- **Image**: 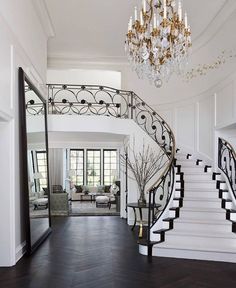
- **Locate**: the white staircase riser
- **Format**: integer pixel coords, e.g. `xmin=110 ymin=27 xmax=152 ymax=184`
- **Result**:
xmin=184 ymin=174 xmax=213 ymax=181
xmin=225 ymin=202 xmax=232 ymax=210
xmin=178 ymin=161 xmax=203 ymax=167
xmin=183 ymin=200 xmax=221 ymax=209
xmin=150 ymin=233 xmax=161 ymax=242
xmin=173 ymin=222 xmax=232 ymax=233
xmin=185 ymin=182 xmax=216 ymax=189
xmin=176 ymin=155 xmax=193 ymax=160
xmin=175 ymin=182 xmax=182 ymax=189
xmin=175 ymin=191 xmax=182 ymax=198
xmin=219 ymin=183 xmax=227 ymax=189
xmin=175 ymin=174 xmax=182 ymax=181
xmin=183 ymin=191 xmax=219 ymax=198
xmin=181 ymin=167 xmax=207 ymax=173
xmin=164 ymin=234 xmax=236 ymax=246
xmin=221 ymin=191 xmax=230 ymax=199
xmin=168 ymin=210 xmax=177 ymax=218
xmin=215 ymin=175 xmax=223 ymax=181
xmin=172 ymin=200 xmax=181 ymax=207
xmin=162 ymin=221 xmax=171 ymax=229
xmin=230 ymin=213 xmax=236 ymax=221
xmin=180 ymin=210 xmax=226 ymax=221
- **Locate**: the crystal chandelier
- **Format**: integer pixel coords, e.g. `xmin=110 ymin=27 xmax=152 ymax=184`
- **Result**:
xmin=125 ymin=0 xmax=192 ymax=88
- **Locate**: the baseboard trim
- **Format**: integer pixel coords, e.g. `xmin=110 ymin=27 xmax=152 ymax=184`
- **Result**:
xmin=15 ymin=241 xmax=26 ymax=263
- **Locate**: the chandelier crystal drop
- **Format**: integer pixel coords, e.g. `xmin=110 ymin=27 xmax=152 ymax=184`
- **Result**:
xmin=125 ymin=0 xmax=192 ymax=88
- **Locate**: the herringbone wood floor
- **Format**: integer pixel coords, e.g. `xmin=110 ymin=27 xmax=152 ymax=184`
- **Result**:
xmin=1 ymin=216 xmax=236 ymax=288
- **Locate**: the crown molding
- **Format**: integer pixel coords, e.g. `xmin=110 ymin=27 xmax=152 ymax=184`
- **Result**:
xmin=192 ymin=0 xmax=236 ymax=54
xmin=47 ymin=54 xmax=129 ymax=70
xmin=32 ymin=0 xmax=55 ymax=38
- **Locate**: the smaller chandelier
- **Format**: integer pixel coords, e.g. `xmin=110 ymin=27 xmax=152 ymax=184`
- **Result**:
xmin=125 ymin=0 xmax=192 ymax=87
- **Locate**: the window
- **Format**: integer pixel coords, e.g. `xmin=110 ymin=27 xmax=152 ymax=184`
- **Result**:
xmin=86 ymin=150 xmax=101 ymax=186
xmin=36 ymin=151 xmax=47 ymax=190
xmin=69 ymin=149 xmax=84 ymax=185
xmin=68 ymin=148 xmax=118 ymax=186
xmin=103 ymin=150 xmax=117 ymax=185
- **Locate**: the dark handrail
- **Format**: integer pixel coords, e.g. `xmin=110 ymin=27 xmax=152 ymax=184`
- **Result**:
xmin=218 ymin=138 xmax=236 ymax=199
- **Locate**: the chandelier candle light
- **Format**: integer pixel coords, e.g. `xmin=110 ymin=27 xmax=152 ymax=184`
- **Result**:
xmin=125 ymin=0 xmax=192 ymax=87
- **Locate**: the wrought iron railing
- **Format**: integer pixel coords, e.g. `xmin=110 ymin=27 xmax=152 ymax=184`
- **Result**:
xmin=28 ymin=83 xmax=176 ymax=250
xmin=25 ymin=85 xmax=44 ymax=115
xmin=47 ymin=84 xmax=132 ymax=118
xmin=218 ymin=138 xmax=236 ymax=199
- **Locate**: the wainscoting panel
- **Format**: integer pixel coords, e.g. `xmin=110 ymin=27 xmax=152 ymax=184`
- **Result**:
xmin=215 ymin=81 xmax=235 ymax=128
xmin=175 ymin=104 xmax=196 ymax=152
xmin=198 ymin=96 xmax=214 ymax=159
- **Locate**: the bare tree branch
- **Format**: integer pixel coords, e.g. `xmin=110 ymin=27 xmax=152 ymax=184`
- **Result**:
xmin=120 ymin=141 xmax=168 ymax=197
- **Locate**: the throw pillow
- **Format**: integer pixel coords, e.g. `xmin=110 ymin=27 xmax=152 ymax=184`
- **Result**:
xmin=74 ymin=185 xmax=83 ymax=193
xmin=104 ymin=185 xmax=111 ymax=193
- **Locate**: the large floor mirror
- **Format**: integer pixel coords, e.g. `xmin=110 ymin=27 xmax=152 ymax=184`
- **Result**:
xmin=19 ymin=67 xmax=51 ymax=255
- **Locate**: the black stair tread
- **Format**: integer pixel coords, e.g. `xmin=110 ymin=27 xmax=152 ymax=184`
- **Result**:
xmin=220 ymin=189 xmax=229 ymax=192
xmin=153 ymin=228 xmax=171 ymax=234
xmin=173 ymin=198 xmax=181 ymax=200
xmin=213 ymin=172 xmax=221 ymax=175
xmin=137 ymin=239 xmax=162 ymax=246
xmin=223 ymin=199 xmax=233 ymax=202
xmin=163 ymin=217 xmax=177 ymax=222
xmin=227 ymin=209 xmax=236 ymax=213
xmin=218 ymin=180 xmax=226 ymax=183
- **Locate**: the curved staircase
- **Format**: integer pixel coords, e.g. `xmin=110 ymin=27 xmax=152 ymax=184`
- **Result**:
xmin=147 ymin=151 xmax=236 ymax=263
xmin=39 ymin=83 xmax=236 ymax=263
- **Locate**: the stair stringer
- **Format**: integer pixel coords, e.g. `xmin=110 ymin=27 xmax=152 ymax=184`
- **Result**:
xmin=217 ymin=176 xmax=236 ymax=225
xmin=139 ymin=161 xmax=185 ymax=255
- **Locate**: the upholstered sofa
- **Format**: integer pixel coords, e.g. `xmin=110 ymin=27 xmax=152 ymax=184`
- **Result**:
xmin=71 ymin=185 xmax=113 ymax=201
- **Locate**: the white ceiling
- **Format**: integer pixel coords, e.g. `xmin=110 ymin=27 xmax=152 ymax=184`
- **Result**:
xmin=45 ymin=0 xmax=227 ymax=62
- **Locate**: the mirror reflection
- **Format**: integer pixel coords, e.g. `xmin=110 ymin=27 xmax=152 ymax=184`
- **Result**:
xmin=25 ymin=81 xmax=50 ymax=247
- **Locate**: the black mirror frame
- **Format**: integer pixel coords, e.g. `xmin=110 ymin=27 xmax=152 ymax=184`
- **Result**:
xmin=18 ymin=67 xmax=51 ymax=255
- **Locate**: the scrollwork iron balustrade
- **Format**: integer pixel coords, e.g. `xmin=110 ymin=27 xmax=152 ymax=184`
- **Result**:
xmin=47 ymin=84 xmax=132 ymax=118
xmin=218 ymin=138 xmax=236 ymax=199
xmin=47 ymin=83 xmax=176 ymax=250
xmin=25 ymin=85 xmax=44 ymax=115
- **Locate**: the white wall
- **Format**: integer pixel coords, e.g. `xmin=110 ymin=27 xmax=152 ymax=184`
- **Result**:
xmin=150 ymin=71 xmax=236 ymax=168
xmin=47 ymin=69 xmax=121 ymax=89
xmin=0 ymin=1 xmax=48 ymax=266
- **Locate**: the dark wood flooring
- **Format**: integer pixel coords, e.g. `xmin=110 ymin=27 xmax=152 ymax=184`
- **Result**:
xmin=1 ymin=216 xmax=236 ymax=288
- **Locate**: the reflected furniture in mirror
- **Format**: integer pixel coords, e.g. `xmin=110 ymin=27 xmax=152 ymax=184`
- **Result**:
xmin=19 ymin=67 xmax=51 ymax=255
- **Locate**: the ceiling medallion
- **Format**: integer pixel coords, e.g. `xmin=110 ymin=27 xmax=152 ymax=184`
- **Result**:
xmin=125 ymin=0 xmax=192 ymax=88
